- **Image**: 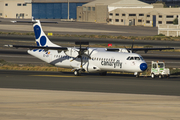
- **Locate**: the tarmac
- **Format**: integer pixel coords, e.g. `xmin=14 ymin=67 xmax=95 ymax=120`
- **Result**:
xmin=0 ymin=18 xmax=157 ymax=36
xmin=1 ymin=88 xmax=180 ymax=120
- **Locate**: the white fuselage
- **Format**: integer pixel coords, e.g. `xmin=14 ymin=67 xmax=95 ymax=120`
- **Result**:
xmin=28 ymin=47 xmax=147 ymax=73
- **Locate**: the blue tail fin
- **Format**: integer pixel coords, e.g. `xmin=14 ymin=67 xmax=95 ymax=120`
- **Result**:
xmin=33 ymin=20 xmax=59 ymax=47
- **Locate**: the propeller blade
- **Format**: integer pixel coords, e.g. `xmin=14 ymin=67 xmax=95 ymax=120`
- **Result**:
xmin=131 ymin=40 xmax=134 ymax=53
xmin=124 ymin=46 xmax=130 ymax=53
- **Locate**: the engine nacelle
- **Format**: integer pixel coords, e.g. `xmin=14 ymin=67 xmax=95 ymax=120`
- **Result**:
xmin=64 ymin=48 xmax=79 ymax=58
xmin=86 ymin=64 xmax=100 ymax=73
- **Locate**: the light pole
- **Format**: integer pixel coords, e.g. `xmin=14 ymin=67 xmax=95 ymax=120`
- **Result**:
xmin=68 ymin=0 xmax=69 ymax=21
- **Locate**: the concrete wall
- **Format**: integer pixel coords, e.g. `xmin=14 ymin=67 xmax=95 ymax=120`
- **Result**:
xmin=158 ymin=24 xmax=180 ymax=37
xmin=77 ymin=6 xmax=83 ymax=21
xmin=95 ymin=5 xmax=108 ymax=23
xmin=108 ymin=8 xmax=179 ymax=27
xmin=109 ymin=9 xmax=149 ymax=26
xmin=0 ymin=1 xmax=4 ymax=18
xmin=152 ymin=3 xmax=163 ymax=8
xmin=2 ymin=0 xmax=32 ymax=19
xmin=77 ymin=5 xmax=108 ymax=23
xmin=77 ymin=6 xmax=96 ymax=22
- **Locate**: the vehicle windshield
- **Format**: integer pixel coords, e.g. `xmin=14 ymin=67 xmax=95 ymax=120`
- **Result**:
xmin=158 ymin=63 xmax=164 ymax=68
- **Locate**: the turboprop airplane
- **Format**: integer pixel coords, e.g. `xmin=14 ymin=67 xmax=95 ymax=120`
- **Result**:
xmin=5 ymin=18 xmax=174 ymax=77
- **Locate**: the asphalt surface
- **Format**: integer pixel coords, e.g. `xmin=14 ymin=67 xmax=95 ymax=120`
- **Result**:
xmin=0 ymin=70 xmax=180 ymax=96
xmin=1 ymin=34 xmax=180 ymax=47
xmin=0 ymin=18 xmax=158 ymax=36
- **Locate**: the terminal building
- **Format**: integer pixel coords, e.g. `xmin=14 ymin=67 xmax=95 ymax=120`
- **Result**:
xmin=77 ymin=0 xmax=180 ymax=27
xmin=1 ymin=0 xmax=180 ymax=28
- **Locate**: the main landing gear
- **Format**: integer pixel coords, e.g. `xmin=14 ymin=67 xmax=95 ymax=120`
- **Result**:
xmin=74 ymin=69 xmax=85 ymax=76
xmin=134 ymin=72 xmax=140 ymax=78
xmin=74 ymin=70 xmax=80 ymax=76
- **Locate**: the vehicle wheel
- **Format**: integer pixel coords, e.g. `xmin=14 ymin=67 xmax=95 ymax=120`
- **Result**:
xmin=159 ymin=75 xmax=162 ymax=79
xmin=151 ymin=73 xmax=155 ymax=78
xmin=74 ymin=70 xmax=80 ymax=76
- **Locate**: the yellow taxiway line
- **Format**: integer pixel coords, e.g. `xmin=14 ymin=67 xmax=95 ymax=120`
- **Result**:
xmin=30 ymin=75 xmax=82 ymax=78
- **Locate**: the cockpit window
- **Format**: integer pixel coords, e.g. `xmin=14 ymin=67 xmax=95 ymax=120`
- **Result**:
xmin=127 ymin=56 xmax=143 ymax=61
xmin=130 ymin=57 xmax=134 ymax=60
xmin=127 ymin=56 xmax=130 ymax=60
xmin=135 ymin=57 xmax=140 ymax=60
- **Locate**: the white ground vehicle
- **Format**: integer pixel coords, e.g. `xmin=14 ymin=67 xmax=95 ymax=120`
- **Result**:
xmin=151 ymin=61 xmax=170 ymax=78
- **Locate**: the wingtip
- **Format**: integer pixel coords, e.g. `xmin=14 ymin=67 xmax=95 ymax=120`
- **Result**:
xmin=4 ymin=45 xmax=13 ymax=47
xmin=11 ymin=21 xmax=17 ymax=23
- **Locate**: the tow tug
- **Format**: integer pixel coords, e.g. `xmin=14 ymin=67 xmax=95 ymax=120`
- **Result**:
xmin=151 ymin=61 xmax=170 ymax=78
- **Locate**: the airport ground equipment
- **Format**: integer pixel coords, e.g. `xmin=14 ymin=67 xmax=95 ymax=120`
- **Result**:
xmin=151 ymin=61 xmax=170 ymax=78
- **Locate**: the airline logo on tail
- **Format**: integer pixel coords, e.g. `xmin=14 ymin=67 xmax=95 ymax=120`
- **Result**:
xmin=34 ymin=22 xmax=47 ymax=47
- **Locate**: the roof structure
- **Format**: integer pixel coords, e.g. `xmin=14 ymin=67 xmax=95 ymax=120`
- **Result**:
xmin=109 ymin=0 xmax=153 ymax=8
xmin=155 ymin=8 xmax=180 ymax=15
xmin=118 ymin=8 xmax=153 ymax=14
xmin=113 ymin=8 xmax=180 ymax=15
xmin=82 ymin=0 xmax=120 ymax=6
xmin=32 ymin=0 xmax=94 ymax=3
xmin=83 ymin=0 xmax=153 ymax=12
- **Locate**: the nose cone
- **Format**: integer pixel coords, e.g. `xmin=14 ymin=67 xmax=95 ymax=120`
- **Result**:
xmin=140 ymin=63 xmax=147 ymax=71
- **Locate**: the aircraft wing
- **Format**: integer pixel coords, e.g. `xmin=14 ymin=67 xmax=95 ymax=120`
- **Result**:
xmin=106 ymin=47 xmax=174 ymax=53
xmin=4 ymin=45 xmax=68 ymax=50
xmin=4 ymin=45 xmax=89 ymax=51
xmin=130 ymin=47 xmax=174 ymax=53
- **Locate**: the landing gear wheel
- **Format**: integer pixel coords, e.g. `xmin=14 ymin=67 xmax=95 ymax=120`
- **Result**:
xmin=99 ymin=72 xmax=107 ymax=76
xmin=74 ymin=70 xmax=81 ymax=76
xmin=151 ymin=73 xmax=155 ymax=79
xmin=136 ymin=73 xmax=140 ymax=78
